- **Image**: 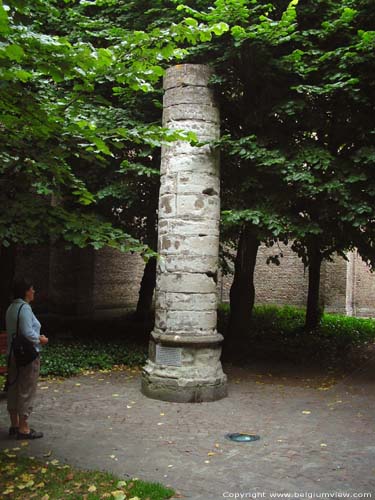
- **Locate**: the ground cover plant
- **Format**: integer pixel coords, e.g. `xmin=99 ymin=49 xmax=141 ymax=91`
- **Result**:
xmin=0 ymin=448 xmax=174 ymax=499
xmin=219 ymin=304 xmax=375 ymax=367
xmin=0 ymin=303 xmax=374 ymax=393
xmin=1 ymin=306 xmax=374 ymax=381
xmin=0 ymin=341 xmax=147 ymax=382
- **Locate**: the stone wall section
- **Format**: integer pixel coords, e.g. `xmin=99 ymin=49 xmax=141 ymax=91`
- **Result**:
xmin=218 ymin=243 xmax=309 ymax=308
xmin=350 ymin=251 xmax=375 ymax=317
xmin=92 ymin=247 xmax=145 ymax=316
xmin=322 ymin=256 xmax=348 ymax=315
xmin=49 ymin=246 xmax=145 ymax=317
xmin=217 ymin=244 xmax=375 ymax=317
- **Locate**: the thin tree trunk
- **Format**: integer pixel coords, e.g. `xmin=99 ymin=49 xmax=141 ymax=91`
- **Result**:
xmin=227 ymin=226 xmax=260 ymax=342
xmin=135 ymin=257 xmax=157 ymax=320
xmin=305 ymin=243 xmax=324 ymax=330
xmin=0 ymin=245 xmax=16 ymax=330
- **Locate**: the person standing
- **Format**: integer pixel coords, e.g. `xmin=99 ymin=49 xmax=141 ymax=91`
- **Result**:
xmin=6 ymin=278 xmax=48 ymax=439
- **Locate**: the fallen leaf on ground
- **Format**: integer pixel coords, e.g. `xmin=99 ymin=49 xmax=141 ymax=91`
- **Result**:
xmin=111 ymin=491 xmax=126 ymax=500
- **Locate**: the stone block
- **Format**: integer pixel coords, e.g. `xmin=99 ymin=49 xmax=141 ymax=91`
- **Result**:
xmin=158 ymin=194 xmax=176 ymax=218
xmin=163 ymin=64 xmax=213 ymax=90
xmin=156 ymin=292 xmax=217 ymax=311
xmin=164 ymin=86 xmax=215 ymax=108
xmin=159 ymin=255 xmax=218 ymax=274
xmin=161 ymin=150 xmax=219 ymax=175
xmin=156 ymin=309 xmax=217 ymax=330
xmin=157 ymin=272 xmax=217 ymax=294
xmin=163 ymin=103 xmax=220 ymax=124
xmin=177 ymin=172 xmax=220 ymax=196
xmin=158 ymin=219 xmax=219 ymax=237
xmin=176 ymin=194 xmax=220 ymax=219
xmin=162 ymin=141 xmax=217 ymax=160
xmin=164 ymin=119 xmax=219 ymax=140
xmin=159 ymin=174 xmax=177 ymax=196
xmin=160 ymin=172 xmax=220 ymax=198
xmin=159 ymin=234 xmax=219 ymax=256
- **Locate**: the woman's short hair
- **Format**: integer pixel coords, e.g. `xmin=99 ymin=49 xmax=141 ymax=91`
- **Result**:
xmin=12 ymin=278 xmax=33 ymax=299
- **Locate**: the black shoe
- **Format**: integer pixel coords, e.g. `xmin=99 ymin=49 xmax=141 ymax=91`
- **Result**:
xmin=17 ymin=428 xmax=43 ymax=440
xmin=9 ymin=426 xmax=19 ymax=437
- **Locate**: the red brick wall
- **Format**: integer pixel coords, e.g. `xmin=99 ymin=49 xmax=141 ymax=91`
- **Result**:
xmin=350 ymin=251 xmax=375 ymax=317
xmin=13 ymin=243 xmax=375 ymax=318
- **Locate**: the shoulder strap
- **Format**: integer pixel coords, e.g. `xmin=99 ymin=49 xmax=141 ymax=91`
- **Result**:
xmin=16 ymin=303 xmax=26 ymax=337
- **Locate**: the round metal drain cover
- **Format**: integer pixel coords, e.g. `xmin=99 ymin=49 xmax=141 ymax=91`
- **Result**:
xmin=225 ymin=433 xmax=260 ymax=443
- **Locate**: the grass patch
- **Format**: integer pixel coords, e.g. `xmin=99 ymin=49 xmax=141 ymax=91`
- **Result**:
xmin=0 ymin=449 xmax=174 ymax=499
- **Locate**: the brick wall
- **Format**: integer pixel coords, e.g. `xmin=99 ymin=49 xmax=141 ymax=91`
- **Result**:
xmin=13 ymin=243 xmax=375 ymax=318
xmin=92 ymin=247 xmax=145 ymax=316
xmin=350 ymin=251 xmax=375 ymax=317
xmin=218 ymin=243 xmax=309 ymax=308
xmin=322 ymin=256 xmax=348 ymax=315
xmin=217 ymin=244 xmax=375 ymax=318
xmin=47 ymin=245 xmax=145 ymax=317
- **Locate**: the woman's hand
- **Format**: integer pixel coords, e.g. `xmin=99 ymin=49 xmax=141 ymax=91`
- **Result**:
xmin=40 ymin=335 xmax=49 ymax=345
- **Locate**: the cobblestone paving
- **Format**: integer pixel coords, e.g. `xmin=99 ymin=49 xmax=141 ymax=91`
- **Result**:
xmin=1 ymin=360 xmax=375 ymax=500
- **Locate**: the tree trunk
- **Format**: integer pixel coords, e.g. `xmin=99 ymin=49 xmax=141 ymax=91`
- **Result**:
xmin=135 ymin=256 xmax=157 ymax=320
xmin=227 ymin=227 xmax=260 ymax=343
xmin=305 ymin=243 xmax=324 ymax=330
xmin=0 ymin=245 xmax=16 ymax=330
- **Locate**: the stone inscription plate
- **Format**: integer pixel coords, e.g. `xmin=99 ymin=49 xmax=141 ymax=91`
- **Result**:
xmin=156 ymin=345 xmax=182 ymax=367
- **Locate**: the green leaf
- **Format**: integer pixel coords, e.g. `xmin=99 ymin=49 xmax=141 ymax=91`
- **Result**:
xmin=5 ymin=44 xmax=25 ymax=62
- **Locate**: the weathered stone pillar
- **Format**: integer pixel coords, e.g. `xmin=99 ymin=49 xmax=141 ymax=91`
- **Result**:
xmin=141 ymin=64 xmax=228 ymax=402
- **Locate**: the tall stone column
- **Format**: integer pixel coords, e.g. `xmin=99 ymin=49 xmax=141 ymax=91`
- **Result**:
xmin=141 ymin=64 xmax=228 ymax=402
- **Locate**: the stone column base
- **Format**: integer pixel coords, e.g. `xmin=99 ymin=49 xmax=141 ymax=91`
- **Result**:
xmin=141 ymin=332 xmax=228 ymax=403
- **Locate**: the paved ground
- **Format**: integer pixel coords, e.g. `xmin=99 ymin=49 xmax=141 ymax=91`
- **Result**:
xmin=1 ymin=359 xmax=375 ymax=500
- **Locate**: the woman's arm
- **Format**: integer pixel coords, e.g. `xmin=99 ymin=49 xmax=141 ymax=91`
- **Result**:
xmin=18 ymin=305 xmax=40 ymax=346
